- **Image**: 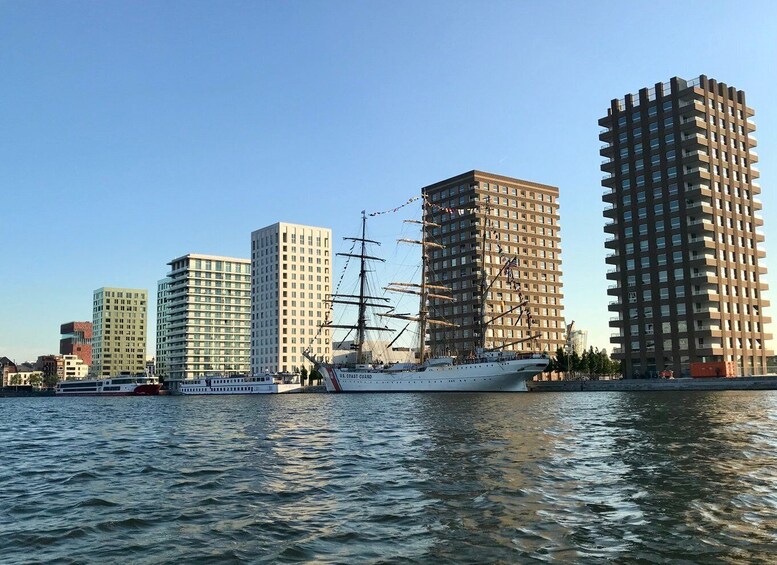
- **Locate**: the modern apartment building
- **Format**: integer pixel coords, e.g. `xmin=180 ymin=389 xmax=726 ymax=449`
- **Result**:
xmin=421 ymin=171 xmax=565 ymax=357
xmin=60 ymin=321 xmax=92 ymax=366
xmin=155 ymin=277 xmax=172 ymax=378
xmin=92 ymin=287 xmax=148 ymax=377
xmin=60 ymin=355 xmax=89 ymax=380
xmin=601 ymin=75 xmax=773 ymax=377
xmin=158 ymin=255 xmax=251 ymax=380
xmin=251 ymin=222 xmax=332 ymax=374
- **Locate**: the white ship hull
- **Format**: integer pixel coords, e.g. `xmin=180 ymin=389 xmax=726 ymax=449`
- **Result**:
xmin=321 ymin=357 xmax=548 ymax=393
xmin=176 ymin=376 xmax=302 ymax=395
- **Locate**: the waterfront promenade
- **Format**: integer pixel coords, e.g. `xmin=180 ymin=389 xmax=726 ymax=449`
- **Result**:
xmin=529 ymin=375 xmax=777 ymax=392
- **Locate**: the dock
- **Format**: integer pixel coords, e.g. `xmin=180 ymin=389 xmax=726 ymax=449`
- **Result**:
xmin=527 ymin=376 xmax=777 ymax=392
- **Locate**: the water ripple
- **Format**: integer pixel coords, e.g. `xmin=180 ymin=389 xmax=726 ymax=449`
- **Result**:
xmin=2 ymin=392 xmax=777 ymax=563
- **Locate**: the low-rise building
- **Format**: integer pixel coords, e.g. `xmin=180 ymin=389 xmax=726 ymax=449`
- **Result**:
xmin=5 ymin=363 xmax=45 ymax=387
xmin=1 ymin=356 xmax=17 ymax=387
xmin=60 ymin=355 xmax=89 ymax=380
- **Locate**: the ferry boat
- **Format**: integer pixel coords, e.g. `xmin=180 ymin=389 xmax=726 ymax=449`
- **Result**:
xmin=304 ymin=195 xmax=550 ymax=393
xmin=175 ymin=374 xmax=303 ymax=395
xmin=56 ymin=375 xmax=161 ymax=396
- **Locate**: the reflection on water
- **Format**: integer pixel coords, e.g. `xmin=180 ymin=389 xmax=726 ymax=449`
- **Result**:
xmin=1 ymin=392 xmax=776 ymax=563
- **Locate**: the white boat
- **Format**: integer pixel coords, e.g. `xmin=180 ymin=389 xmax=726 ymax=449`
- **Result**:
xmin=175 ymin=374 xmax=302 ymax=395
xmin=320 ymin=352 xmax=549 ymax=392
xmin=305 ymin=200 xmax=550 ymax=393
xmin=56 ymin=375 xmax=161 ymax=396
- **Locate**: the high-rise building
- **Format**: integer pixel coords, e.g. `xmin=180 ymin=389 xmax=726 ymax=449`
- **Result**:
xmin=251 ymin=222 xmax=332 ymax=374
xmin=601 ymin=75 xmax=773 ymax=377
xmin=59 ymin=321 xmax=92 ymax=366
xmin=569 ymin=329 xmax=588 ymax=356
xmin=92 ymin=287 xmax=148 ymax=377
xmin=155 ymin=277 xmax=172 ymax=378
xmin=157 ymin=255 xmax=251 ymax=381
xmin=421 ymin=171 xmax=565 ymax=357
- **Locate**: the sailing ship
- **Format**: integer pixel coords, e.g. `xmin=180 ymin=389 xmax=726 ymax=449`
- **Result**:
xmin=303 ymin=194 xmax=549 ymax=392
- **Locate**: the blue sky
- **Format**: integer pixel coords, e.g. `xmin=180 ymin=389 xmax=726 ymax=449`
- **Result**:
xmin=2 ymin=1 xmax=777 ymax=362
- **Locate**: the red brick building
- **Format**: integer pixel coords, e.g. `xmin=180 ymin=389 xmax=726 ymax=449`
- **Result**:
xmin=60 ymin=322 xmax=92 ymax=366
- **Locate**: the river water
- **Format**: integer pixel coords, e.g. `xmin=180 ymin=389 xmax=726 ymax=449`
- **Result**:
xmin=1 ymin=392 xmax=776 ymax=564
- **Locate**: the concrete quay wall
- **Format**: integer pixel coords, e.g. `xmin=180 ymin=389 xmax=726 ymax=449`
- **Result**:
xmin=527 ymin=376 xmax=777 ymax=393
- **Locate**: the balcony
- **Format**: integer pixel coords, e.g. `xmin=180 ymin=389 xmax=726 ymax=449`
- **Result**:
xmin=682 ymin=149 xmax=710 ymax=165
xmin=678 ymin=98 xmax=705 ymax=116
xmin=684 ymin=183 xmax=712 ymax=199
xmin=680 ymin=116 xmax=706 ymax=131
xmin=683 ymin=166 xmax=711 ymax=180
xmin=685 ymin=200 xmax=714 ymax=216
xmin=686 ymin=218 xmax=715 ymax=234
xmin=691 ymin=288 xmax=720 ymax=302
xmin=681 ymin=132 xmax=708 ymax=147
xmin=687 ymin=236 xmax=717 ymax=252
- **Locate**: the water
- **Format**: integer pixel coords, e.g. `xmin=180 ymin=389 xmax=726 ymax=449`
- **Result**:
xmin=2 ymin=392 xmax=777 ymax=564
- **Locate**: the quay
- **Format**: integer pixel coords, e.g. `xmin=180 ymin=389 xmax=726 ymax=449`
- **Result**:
xmin=528 ymin=376 xmax=777 ymax=393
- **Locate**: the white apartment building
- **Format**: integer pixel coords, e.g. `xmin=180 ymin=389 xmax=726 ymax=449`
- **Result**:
xmin=159 ymin=254 xmax=251 ymax=380
xmin=156 ymin=277 xmax=172 ymax=378
xmin=92 ymin=287 xmax=148 ymax=377
xmin=251 ymin=222 xmax=332 ymax=374
xmin=59 ymin=354 xmax=89 ymax=380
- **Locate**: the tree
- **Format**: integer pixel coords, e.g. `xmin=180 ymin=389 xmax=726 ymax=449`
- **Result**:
xmin=311 ymin=368 xmax=323 ymax=386
xmin=300 ymin=367 xmax=308 ymax=387
xmin=29 ymin=373 xmax=43 ymax=388
xmin=570 ymin=350 xmax=582 ymax=373
xmin=43 ymin=373 xmax=59 ymax=389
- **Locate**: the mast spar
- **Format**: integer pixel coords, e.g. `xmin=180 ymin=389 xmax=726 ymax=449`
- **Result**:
xmin=381 ymin=193 xmax=456 ymax=364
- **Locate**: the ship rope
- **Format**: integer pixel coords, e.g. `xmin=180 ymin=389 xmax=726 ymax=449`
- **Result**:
xmin=304 ymin=238 xmax=357 ymax=357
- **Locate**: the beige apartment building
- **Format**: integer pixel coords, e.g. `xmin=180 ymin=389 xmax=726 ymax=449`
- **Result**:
xmin=601 ymin=75 xmax=773 ymax=377
xmin=92 ymin=287 xmax=148 ymax=377
xmin=157 ymin=254 xmax=251 ymax=380
xmin=59 ymin=354 xmax=89 ymax=380
xmin=251 ymin=222 xmax=332 ymax=374
xmin=421 ymin=171 xmax=565 ymax=357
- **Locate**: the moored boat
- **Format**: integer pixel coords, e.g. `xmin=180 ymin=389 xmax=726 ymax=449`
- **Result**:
xmin=173 ymin=374 xmax=303 ymax=395
xmin=304 ymin=197 xmax=550 ymax=393
xmin=55 ymin=375 xmax=161 ymax=396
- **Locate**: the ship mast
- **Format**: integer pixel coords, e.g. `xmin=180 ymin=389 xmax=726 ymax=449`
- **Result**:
xmin=417 ymin=194 xmax=429 ymax=364
xmin=381 ymin=194 xmax=456 ymax=363
xmin=356 ymin=211 xmax=369 ymax=361
xmin=327 ymin=211 xmax=393 ymax=365
xmin=476 ymin=194 xmax=491 ymax=351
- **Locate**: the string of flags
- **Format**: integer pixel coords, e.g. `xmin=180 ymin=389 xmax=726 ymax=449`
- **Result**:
xmin=368 ymin=196 xmax=421 ymax=217
xmin=427 ymin=201 xmax=477 ymax=216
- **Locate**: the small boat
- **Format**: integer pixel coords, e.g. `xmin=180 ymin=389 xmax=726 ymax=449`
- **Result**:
xmin=174 ymin=374 xmax=303 ymax=395
xmin=55 ymin=375 xmax=161 ymax=396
